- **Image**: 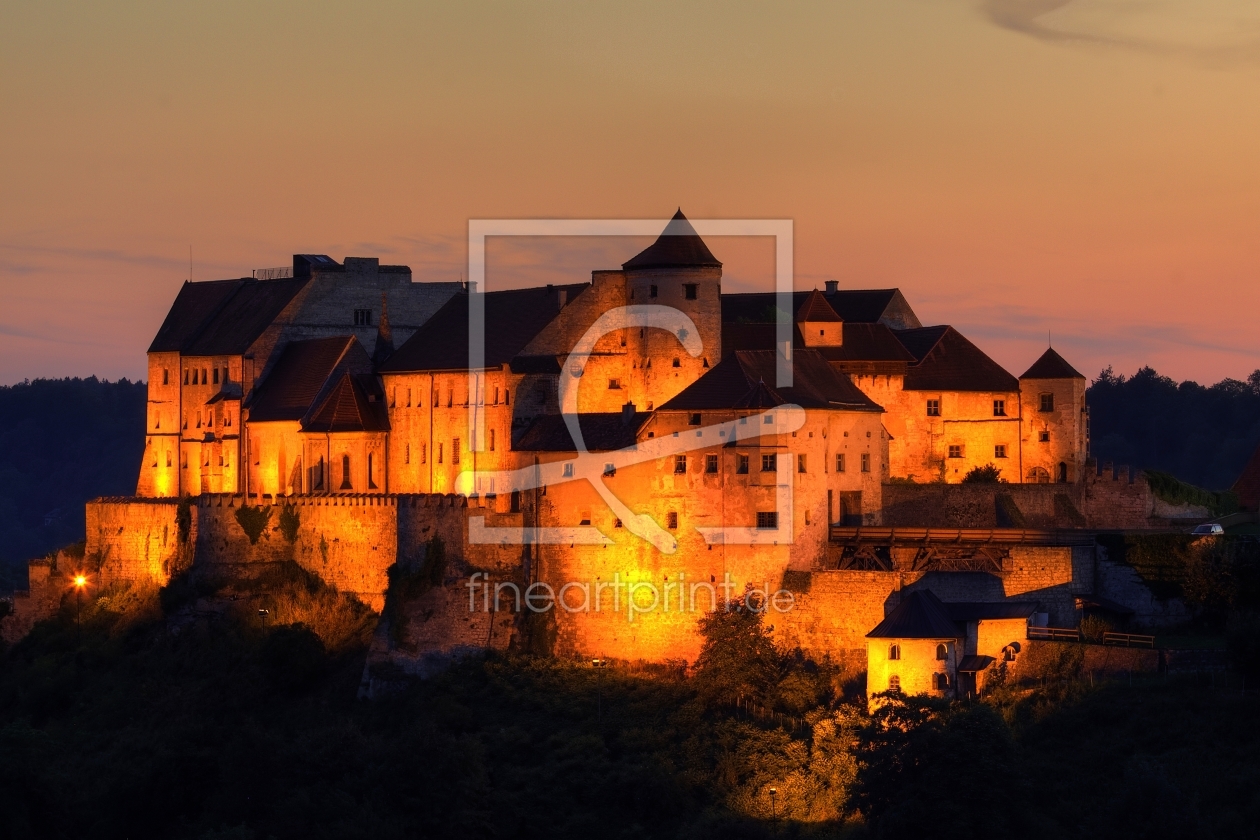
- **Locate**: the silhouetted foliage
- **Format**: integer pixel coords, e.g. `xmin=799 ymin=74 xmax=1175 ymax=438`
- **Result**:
xmin=234 ymin=505 xmax=271 ymax=545
xmin=278 ymin=504 xmax=300 ymax=543
xmin=962 ymin=463 xmax=1005 ymax=484
xmin=175 ymin=496 xmax=193 ymax=544
xmin=693 ymin=595 xmax=781 ymax=707
xmin=1088 ymin=366 xmax=1260 ymax=490
xmin=0 ymin=377 xmax=145 ymax=586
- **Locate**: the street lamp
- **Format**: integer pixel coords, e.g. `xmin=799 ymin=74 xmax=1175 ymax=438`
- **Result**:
xmin=592 ymin=658 xmax=609 ymax=724
xmin=769 ymin=787 xmax=778 ymax=827
xmin=73 ymin=574 xmax=87 ymax=632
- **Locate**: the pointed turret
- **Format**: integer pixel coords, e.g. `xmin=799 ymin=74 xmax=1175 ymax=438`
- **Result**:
xmin=622 ymin=209 xmax=722 ymax=270
xmin=1020 ymin=347 xmax=1084 ymax=380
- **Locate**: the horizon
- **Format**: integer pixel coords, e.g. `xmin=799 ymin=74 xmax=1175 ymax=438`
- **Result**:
xmin=2 ymin=2 xmax=1259 ymax=387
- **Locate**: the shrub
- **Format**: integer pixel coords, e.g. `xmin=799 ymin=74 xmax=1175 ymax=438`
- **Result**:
xmin=962 ymin=463 xmax=1005 ymax=484
xmin=233 ymin=505 xmax=271 ymax=545
xmin=278 ymin=505 xmax=300 ymax=544
xmin=1145 ymin=470 xmax=1239 ymax=516
xmin=1079 ymin=614 xmax=1114 ymax=642
xmin=175 ymin=496 xmax=192 ymax=543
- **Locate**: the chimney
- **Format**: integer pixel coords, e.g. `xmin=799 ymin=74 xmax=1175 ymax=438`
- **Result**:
xmin=824 ymin=279 xmax=839 ymax=295
xmin=622 ymin=402 xmax=636 ymax=425
xmin=558 ymin=288 xmax=568 ymax=309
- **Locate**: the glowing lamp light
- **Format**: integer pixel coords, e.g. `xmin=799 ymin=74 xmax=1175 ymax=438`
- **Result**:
xmin=73 ymin=575 xmax=87 ymax=588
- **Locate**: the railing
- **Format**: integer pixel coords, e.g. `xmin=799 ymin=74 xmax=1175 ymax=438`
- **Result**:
xmin=252 ymin=266 xmax=293 ymax=280
xmin=1028 ymin=626 xmax=1081 ymax=642
xmin=829 ymin=526 xmax=1097 ymax=546
xmin=1103 ymin=631 xmax=1155 ymax=648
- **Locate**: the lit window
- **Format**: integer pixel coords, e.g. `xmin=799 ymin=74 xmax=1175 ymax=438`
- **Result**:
xmin=889 ymin=644 xmax=901 ymax=661
xmin=797 ymin=454 xmax=807 ymax=474
xmin=667 ymin=511 xmax=678 ymax=529
xmin=995 ymin=444 xmax=1007 ymax=458
xmin=761 ymin=453 xmax=777 ymax=472
xmin=736 ymin=454 xmax=749 ymax=474
xmin=674 ymin=455 xmax=687 ymax=474
xmin=756 ymin=511 xmax=778 ymax=529
xmin=684 ymin=283 xmax=698 ymax=300
xmin=705 ymin=454 xmax=718 ymax=474
xmin=1040 ymin=393 xmax=1054 ymax=412
xmin=926 ymin=399 xmax=941 ymax=417
xmin=948 ymin=445 xmax=963 ymax=459
xmin=861 ymin=453 xmax=871 ymax=472
xmin=836 ymin=453 xmax=846 ymax=473
xmin=993 ymin=399 xmax=1006 ymax=416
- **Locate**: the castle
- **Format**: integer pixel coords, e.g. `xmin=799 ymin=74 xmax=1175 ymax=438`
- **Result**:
xmin=15 ymin=212 xmax=1195 ymax=698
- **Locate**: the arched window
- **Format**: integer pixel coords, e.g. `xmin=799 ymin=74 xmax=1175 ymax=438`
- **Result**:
xmin=1057 ymin=461 xmax=1068 ymax=483
xmin=888 ymin=644 xmax=901 ymax=661
xmin=1029 ymin=466 xmax=1050 ymax=484
xmin=934 ymin=673 xmax=950 ymax=691
xmin=340 ymin=454 xmax=352 ymax=490
xmin=888 ymin=675 xmax=901 ymax=693
xmin=936 ymin=643 xmax=948 ymax=660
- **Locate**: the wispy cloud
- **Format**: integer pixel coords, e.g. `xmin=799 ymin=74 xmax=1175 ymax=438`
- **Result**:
xmin=980 ymin=0 xmax=1260 ymax=66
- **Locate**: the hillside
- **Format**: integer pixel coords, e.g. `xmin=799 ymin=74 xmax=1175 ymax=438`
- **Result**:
xmin=0 ymin=378 xmax=145 ymax=587
xmin=1087 ymin=367 xmax=1260 ymax=491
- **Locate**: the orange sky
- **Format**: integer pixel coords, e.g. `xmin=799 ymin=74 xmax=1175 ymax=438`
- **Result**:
xmin=2 ymin=1 xmax=1258 ymax=386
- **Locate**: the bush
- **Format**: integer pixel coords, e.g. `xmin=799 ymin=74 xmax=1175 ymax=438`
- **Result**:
xmin=1080 ymin=615 xmax=1113 ymax=642
xmin=233 ymin=505 xmax=271 ymax=545
xmin=278 ymin=505 xmax=300 ymax=544
xmin=962 ymin=463 xmax=1005 ymax=484
xmin=175 ymin=497 xmax=192 ymax=544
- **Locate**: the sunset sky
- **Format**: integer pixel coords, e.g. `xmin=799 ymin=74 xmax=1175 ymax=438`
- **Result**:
xmin=2 ymin=1 xmax=1258 ymax=387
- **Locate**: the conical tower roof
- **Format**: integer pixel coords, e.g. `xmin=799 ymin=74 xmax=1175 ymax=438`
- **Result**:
xmin=622 ymin=209 xmax=722 ymax=270
xmin=1020 ymin=347 xmax=1084 ymax=380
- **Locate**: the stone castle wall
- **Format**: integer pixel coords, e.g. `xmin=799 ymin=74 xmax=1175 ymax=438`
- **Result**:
xmin=87 ymin=497 xmax=191 ymax=587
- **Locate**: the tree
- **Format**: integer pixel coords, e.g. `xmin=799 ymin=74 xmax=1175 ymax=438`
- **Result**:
xmin=692 ymin=594 xmax=780 ymax=707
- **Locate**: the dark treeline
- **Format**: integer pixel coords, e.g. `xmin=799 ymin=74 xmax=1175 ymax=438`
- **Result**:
xmin=0 ymin=378 xmax=145 ymax=586
xmin=1087 ymin=367 xmax=1260 ymax=491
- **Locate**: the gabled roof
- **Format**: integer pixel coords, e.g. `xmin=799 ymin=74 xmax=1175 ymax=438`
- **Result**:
xmin=659 ymin=349 xmax=883 ymax=412
xmin=720 ymin=320 xmax=916 ymax=366
xmin=895 ymin=326 xmax=1019 ymax=393
xmin=866 ymin=590 xmax=961 ymax=639
xmin=1020 ymin=347 xmax=1085 ymax=380
xmin=515 ymin=412 xmax=648 ymax=452
xmin=148 ymin=276 xmax=311 ymax=357
xmin=622 ymin=209 xmax=721 ymax=270
xmin=826 ymin=289 xmax=922 ymax=328
xmin=246 ymin=336 xmax=362 ymax=422
xmin=380 ymin=284 xmax=590 ymax=373
xmin=304 ymin=373 xmax=389 ymax=433
xmin=943 ymin=602 xmax=1038 ymax=622
xmin=796 ymin=289 xmax=842 ymax=322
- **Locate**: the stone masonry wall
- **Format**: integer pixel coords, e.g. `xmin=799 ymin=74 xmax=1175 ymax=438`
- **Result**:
xmin=87 ymin=497 xmax=190 ymax=587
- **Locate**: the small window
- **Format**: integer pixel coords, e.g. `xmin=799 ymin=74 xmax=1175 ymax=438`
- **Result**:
xmin=993 ymin=399 xmax=1006 ymax=417
xmin=756 ymin=511 xmax=778 ymax=529
xmin=948 ymin=445 xmax=963 ymax=459
xmin=736 ymin=454 xmax=750 ymax=474
xmin=368 ymin=453 xmax=378 ymax=489
xmin=510 ymin=490 xmax=521 ymax=512
xmin=340 ymin=454 xmax=352 ymax=490
xmin=489 ymin=430 xmax=496 ymax=452
xmin=926 ymin=399 xmax=941 ymax=417
xmin=505 ymin=389 xmax=510 ymax=405
xmin=613 ymin=518 xmax=622 ymax=528
xmin=935 ymin=673 xmax=949 ymax=691
xmin=608 ymin=378 xmax=621 ymax=390
xmin=165 ymin=452 xmax=172 ymax=467
xmin=797 ymin=454 xmax=807 ymax=474
xmin=162 ymin=369 xmax=169 ymax=385
xmin=836 ymin=453 xmax=846 ymax=473
xmin=405 ymin=443 xmax=411 ymax=464
xmin=354 ymin=309 xmax=372 ymax=326
xmin=183 ymin=370 xmax=189 ymax=385
xmin=603 ymin=463 xmax=616 ymax=477
xmin=683 ymin=283 xmax=698 ymax=300
xmin=213 ymin=368 xmax=219 ymax=384
xmin=421 ymin=442 xmax=427 ymax=464
xmin=437 ymin=443 xmax=444 ymax=464
xmin=563 ymin=463 xmax=574 ymax=478
xmin=995 ymin=444 xmax=1007 ymax=458
xmin=861 ymin=453 xmax=871 ymax=473
xmin=936 ymin=643 xmax=948 ymax=660
xmin=705 ymin=453 xmax=718 ymax=474
xmin=579 ymin=510 xmax=591 ymax=526
xmin=649 ymin=284 xmax=658 ymax=298
xmin=674 ymin=454 xmax=687 ymax=474
xmin=1040 ymin=393 xmax=1054 ymax=412
xmin=688 ymin=413 xmax=702 ymax=426
xmin=201 ymin=368 xmax=207 ymax=384
xmin=672 ymin=358 xmax=681 ymax=368
xmin=889 ymin=644 xmax=901 ymax=661
xmin=494 ymin=387 xmax=500 ymax=404
xmin=889 ymin=675 xmax=901 ymax=693
xmin=1039 ymin=430 xmax=1051 ymax=443
xmin=761 ymin=453 xmax=777 ymax=472
xmin=667 ymin=511 xmax=678 ymax=529
xmin=452 ymin=438 xmax=460 ymax=465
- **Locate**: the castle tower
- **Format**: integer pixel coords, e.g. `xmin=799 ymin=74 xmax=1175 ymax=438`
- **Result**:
xmin=1019 ymin=347 xmax=1087 ymax=483
xmin=621 ymin=209 xmax=722 ymax=411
